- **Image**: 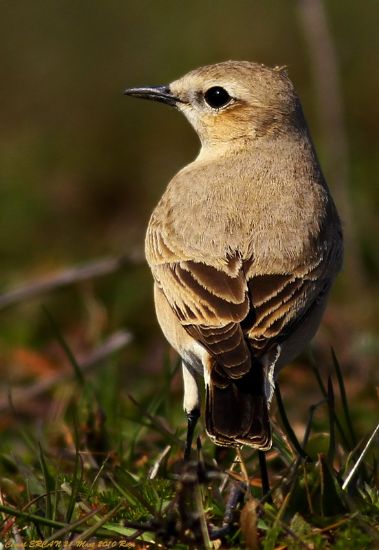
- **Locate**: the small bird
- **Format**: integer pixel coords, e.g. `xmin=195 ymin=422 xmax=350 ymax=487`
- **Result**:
xmin=124 ymin=61 xmax=343 ymax=457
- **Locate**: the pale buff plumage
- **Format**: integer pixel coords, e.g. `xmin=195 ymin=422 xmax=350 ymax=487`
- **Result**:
xmin=125 ymin=61 xmax=343 ymax=452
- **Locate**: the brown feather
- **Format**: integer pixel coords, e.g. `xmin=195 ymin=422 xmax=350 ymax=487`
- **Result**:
xmin=206 ymin=361 xmax=271 ymax=449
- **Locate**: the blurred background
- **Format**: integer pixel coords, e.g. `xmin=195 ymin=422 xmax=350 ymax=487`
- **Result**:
xmin=0 ymin=1 xmax=378 ymax=436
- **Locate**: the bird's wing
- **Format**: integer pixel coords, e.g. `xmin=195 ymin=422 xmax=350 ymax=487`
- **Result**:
xmin=148 ymin=224 xmax=330 ymax=378
xmin=151 ymin=257 xmax=251 ymax=379
xmin=243 ymin=258 xmax=328 ymax=355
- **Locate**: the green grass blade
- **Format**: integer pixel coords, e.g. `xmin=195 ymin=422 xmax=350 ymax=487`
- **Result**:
xmin=310 ymin=360 xmax=350 ymax=450
xmin=44 ymin=507 xmax=105 ymax=543
xmin=194 ymin=483 xmax=212 ymax=549
xmin=38 ymin=443 xmax=54 ymax=536
xmin=128 ymin=394 xmax=183 ymax=447
xmin=332 ymin=347 xmax=357 ymax=447
xmin=310 ymin=361 xmax=328 ymax=397
xmin=319 ymin=454 xmax=347 ymax=515
xmin=67 ymin=502 xmax=124 ymax=546
xmin=302 ymin=399 xmax=326 ymax=449
xmin=0 ymin=504 xmax=67 ymax=530
xmin=42 ymin=305 xmax=84 ymax=386
xmin=272 ymin=427 xmax=296 ymax=466
xmin=87 ymin=455 xmax=110 ymax=497
xmin=65 ymin=405 xmax=83 ymax=523
xmin=126 ymin=360 xmax=180 ymax=457
xmin=342 ymin=422 xmax=379 ymax=491
xmin=111 ymin=469 xmax=157 ymax=517
xmin=275 ymin=384 xmax=309 ymax=461
xmin=326 ymin=376 xmax=337 ymax=465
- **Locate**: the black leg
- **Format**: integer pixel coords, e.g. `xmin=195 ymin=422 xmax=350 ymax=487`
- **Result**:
xmin=209 ymin=479 xmax=245 ymax=539
xmin=184 ymin=408 xmax=200 ymax=461
xmin=258 ymin=450 xmax=271 ymax=499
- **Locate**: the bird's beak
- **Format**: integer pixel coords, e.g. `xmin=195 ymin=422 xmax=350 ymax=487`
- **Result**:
xmin=123 ymin=85 xmax=180 ymax=107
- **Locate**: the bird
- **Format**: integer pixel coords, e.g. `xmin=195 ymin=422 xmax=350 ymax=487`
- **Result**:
xmin=124 ymin=61 xmax=343 ymax=459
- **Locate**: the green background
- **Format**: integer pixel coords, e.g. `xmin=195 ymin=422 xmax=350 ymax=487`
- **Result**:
xmin=0 ymin=1 xmax=378 ymax=411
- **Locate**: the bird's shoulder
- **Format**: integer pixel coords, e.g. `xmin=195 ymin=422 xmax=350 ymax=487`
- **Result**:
xmin=145 ymin=157 xmax=247 ymax=267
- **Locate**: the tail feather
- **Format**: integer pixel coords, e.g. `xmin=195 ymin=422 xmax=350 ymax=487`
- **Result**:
xmin=205 ymin=361 xmax=272 ymax=450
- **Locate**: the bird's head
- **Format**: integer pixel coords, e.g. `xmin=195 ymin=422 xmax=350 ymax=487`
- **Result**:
xmin=124 ymin=61 xmax=303 ymax=150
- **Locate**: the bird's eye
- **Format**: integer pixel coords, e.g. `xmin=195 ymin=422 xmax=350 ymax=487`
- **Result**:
xmin=204 ymin=86 xmax=231 ymax=109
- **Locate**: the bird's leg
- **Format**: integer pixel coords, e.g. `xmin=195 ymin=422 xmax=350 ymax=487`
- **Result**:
xmin=258 ymin=450 xmax=271 ymax=499
xmin=182 ymin=362 xmax=200 ymax=461
xmin=185 ymin=409 xmax=200 ymax=461
xmin=209 ymin=478 xmax=245 ymax=539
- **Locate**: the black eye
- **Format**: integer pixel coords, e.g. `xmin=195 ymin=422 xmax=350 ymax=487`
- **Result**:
xmin=204 ymin=86 xmax=231 ymax=109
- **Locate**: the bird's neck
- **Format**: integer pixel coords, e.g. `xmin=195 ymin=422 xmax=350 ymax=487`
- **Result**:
xmin=196 ymin=138 xmax=250 ymax=163
xmin=195 ymin=128 xmax=312 ymax=166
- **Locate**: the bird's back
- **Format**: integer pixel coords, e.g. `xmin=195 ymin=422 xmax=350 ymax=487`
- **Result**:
xmin=146 ymin=131 xmax=340 ymax=276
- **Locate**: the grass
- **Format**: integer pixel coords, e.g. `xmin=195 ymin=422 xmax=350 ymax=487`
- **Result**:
xmin=0 ymin=317 xmax=378 ymax=548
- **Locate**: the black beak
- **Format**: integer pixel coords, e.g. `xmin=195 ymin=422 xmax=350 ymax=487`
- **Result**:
xmin=123 ymin=85 xmax=180 ymax=106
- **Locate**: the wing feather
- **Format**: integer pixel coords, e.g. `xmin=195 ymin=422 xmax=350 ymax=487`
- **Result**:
xmin=245 ymin=259 xmax=325 ymax=355
xmin=148 ymin=224 xmax=329 ymax=376
xmin=151 ymin=251 xmax=251 ymax=376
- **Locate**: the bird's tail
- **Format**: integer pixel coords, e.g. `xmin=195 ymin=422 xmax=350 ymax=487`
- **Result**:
xmin=205 ymin=360 xmax=272 ymax=449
